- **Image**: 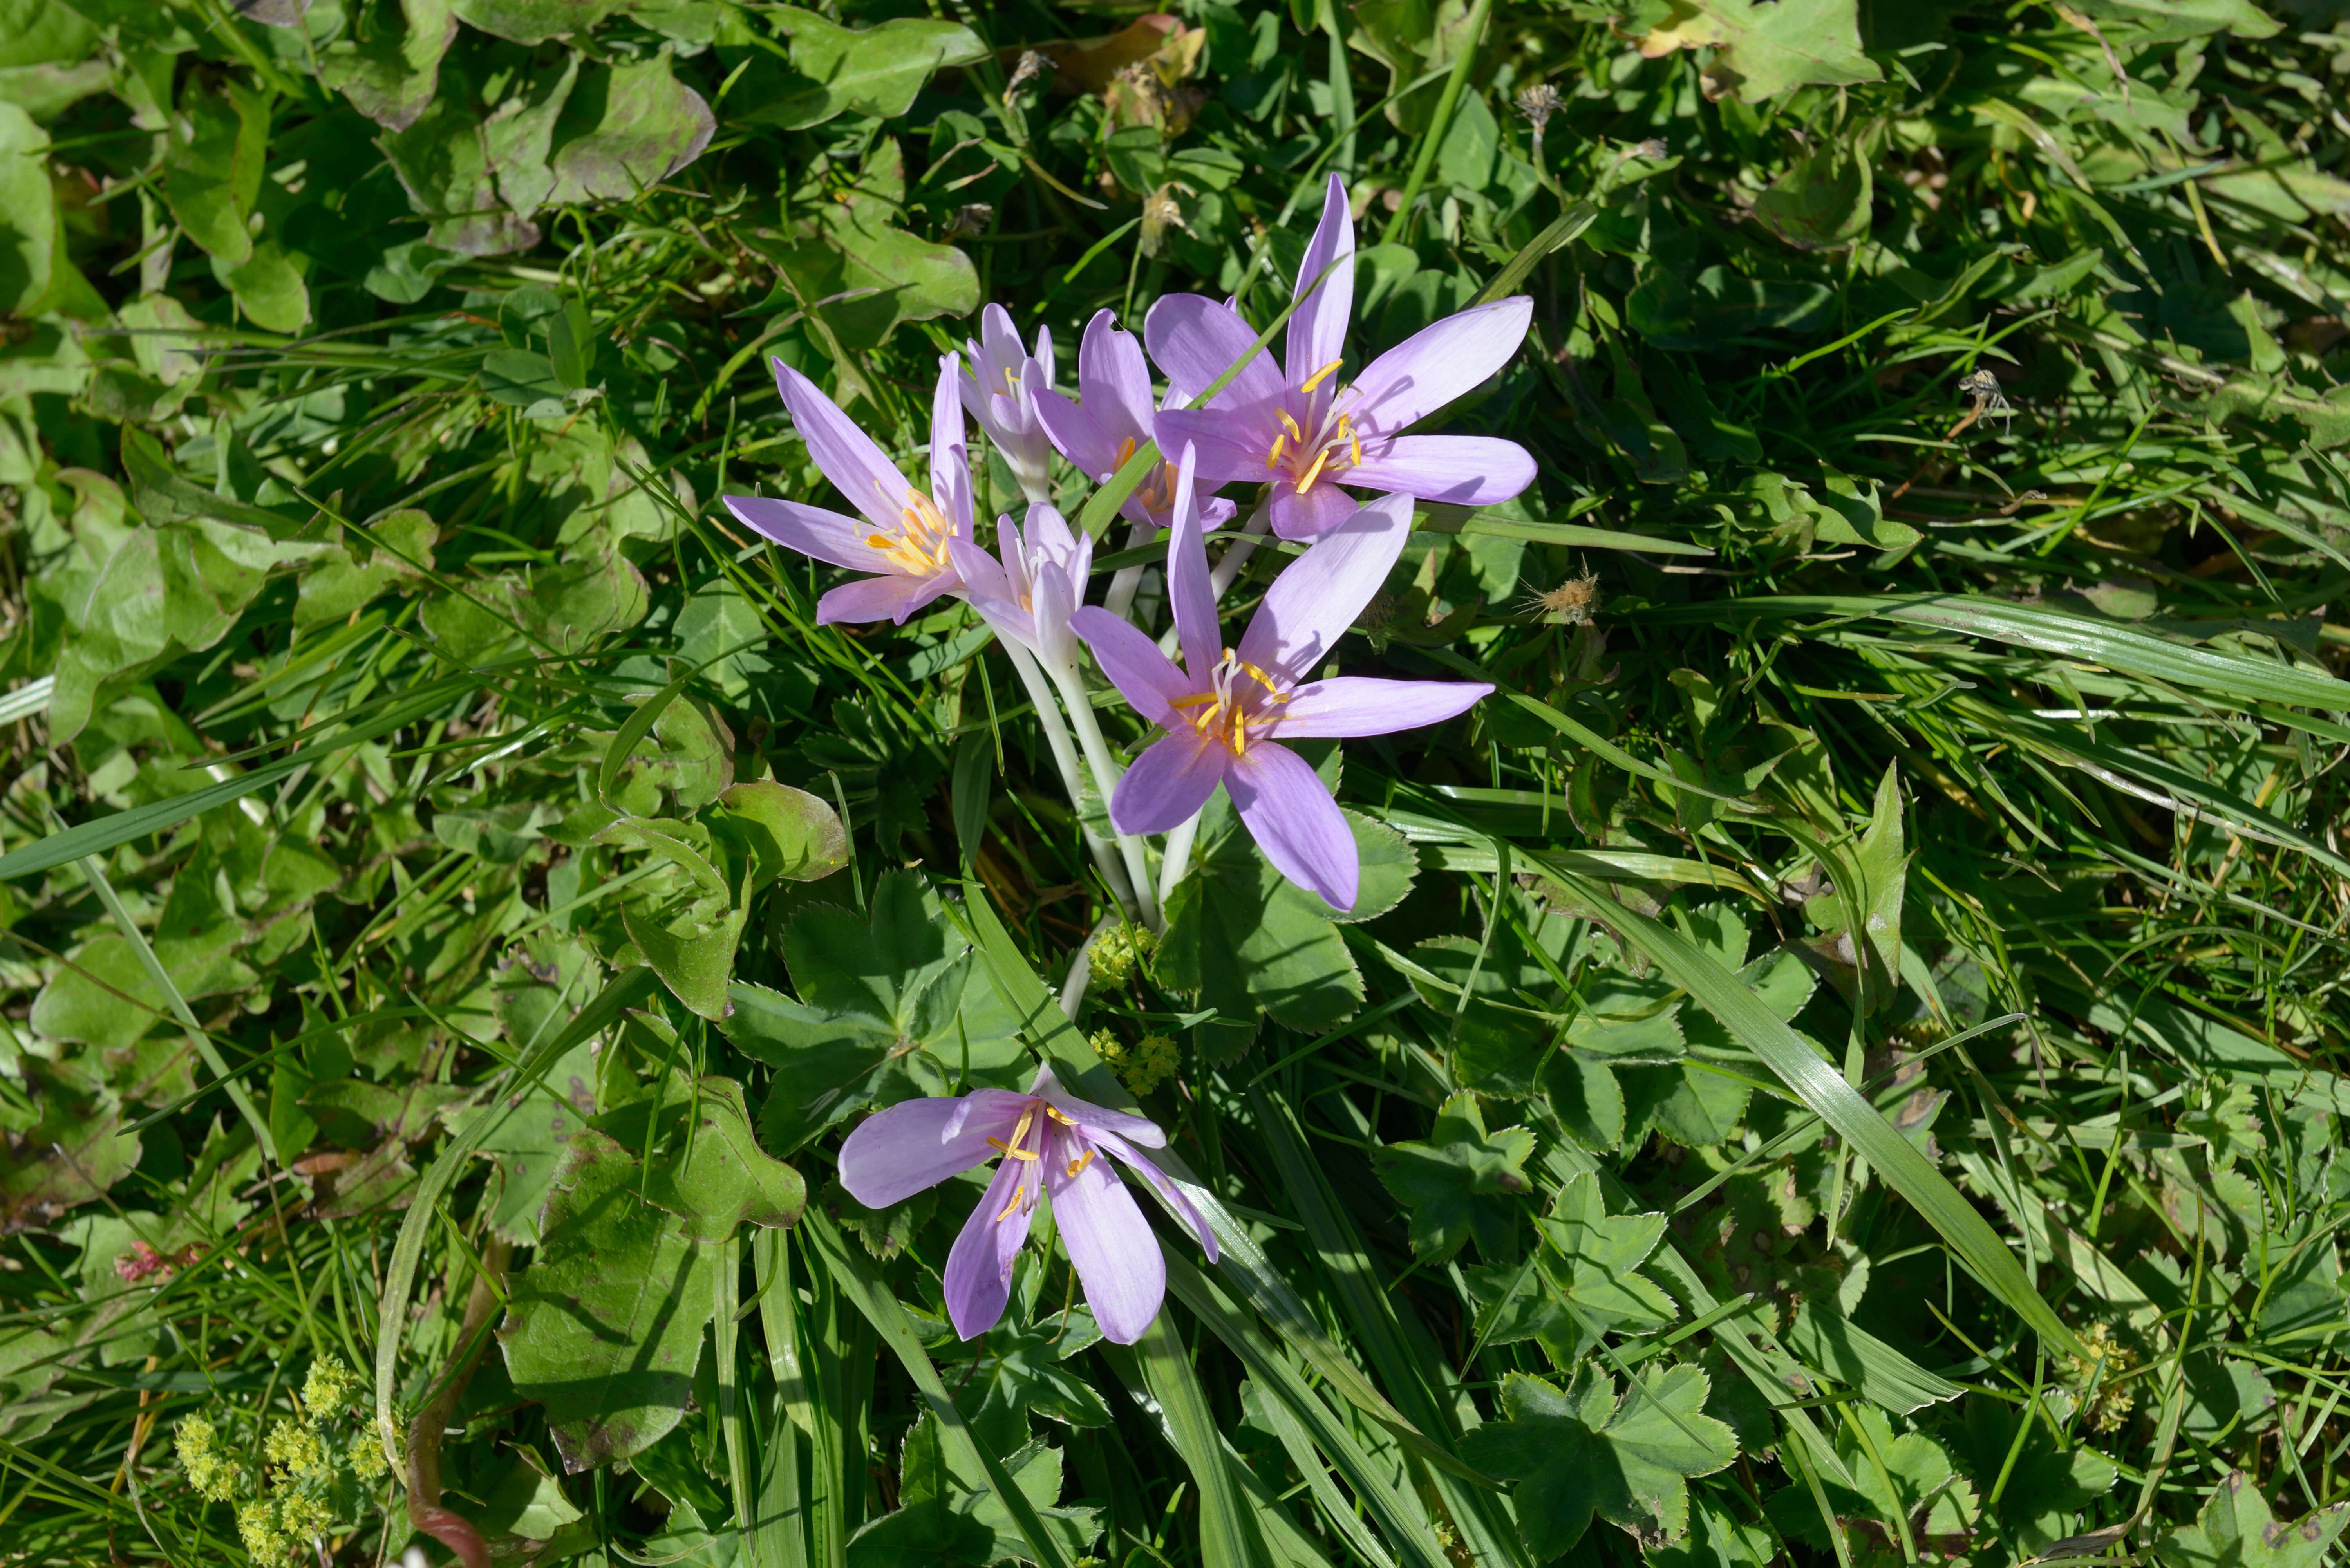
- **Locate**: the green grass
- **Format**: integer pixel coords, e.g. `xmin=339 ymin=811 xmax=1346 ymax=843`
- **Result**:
xmin=3 ymin=0 xmax=2350 ymax=1564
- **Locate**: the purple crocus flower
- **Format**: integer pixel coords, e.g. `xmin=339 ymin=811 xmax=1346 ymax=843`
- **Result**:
xmin=947 ymin=503 xmax=1091 ymax=671
xmin=960 ymin=303 xmax=1056 ymax=502
xmin=1068 ymin=468 xmax=1492 ymax=913
xmin=1034 ymin=307 xmax=1237 ymax=534
xmin=837 ymin=1068 xmax=1219 ymax=1345
xmin=722 ymin=355 xmax=973 ymax=625
xmin=1147 ymin=174 xmax=1537 ymax=541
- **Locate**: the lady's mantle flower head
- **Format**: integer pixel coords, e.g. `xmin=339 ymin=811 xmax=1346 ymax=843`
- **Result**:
xmin=1034 ymin=307 xmax=1237 ymax=535
xmin=837 ymin=1066 xmax=1217 ymax=1345
xmin=175 ymin=1414 xmax=240 ymax=1503
xmin=302 ymin=1354 xmax=360 ymax=1416
xmin=1147 ymin=173 xmax=1536 ymax=541
xmin=1069 ymin=450 xmax=1491 ymax=913
xmin=723 ymin=354 xmax=975 ymax=626
xmin=960 ymin=303 xmax=1058 ymax=503
xmin=1093 ymin=1029 xmax=1180 ymax=1097
xmin=947 ymin=502 xmax=1092 ymax=673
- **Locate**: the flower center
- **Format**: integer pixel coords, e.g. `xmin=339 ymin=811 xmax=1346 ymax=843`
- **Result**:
xmin=987 ymin=1100 xmax=1079 ymax=1221
xmin=1169 ymin=648 xmax=1290 ymax=757
xmin=1112 ymin=435 xmax=1184 ymax=515
xmin=865 ymin=481 xmax=956 ymax=575
xmin=1263 ymin=370 xmax=1362 ymax=496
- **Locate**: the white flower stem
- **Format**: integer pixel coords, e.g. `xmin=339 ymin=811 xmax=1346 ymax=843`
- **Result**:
xmin=1049 ymin=661 xmax=1163 ymax=933
xmin=1157 ymin=500 xmax=1271 ymax=658
xmin=1155 ymin=808 xmax=1202 ymax=912
xmin=1103 ymin=519 xmax=1155 ymax=623
xmin=1001 ymin=641 xmax=1139 ymax=916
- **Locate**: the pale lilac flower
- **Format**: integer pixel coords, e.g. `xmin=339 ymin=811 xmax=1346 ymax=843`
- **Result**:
xmin=947 ymin=503 xmax=1091 ymax=672
xmin=723 ymin=355 xmax=973 ymax=626
xmin=960 ymin=303 xmax=1058 ymax=502
xmin=1034 ymin=308 xmax=1237 ymax=533
xmin=838 ymin=1067 xmax=1218 ymax=1344
xmin=1069 ymin=454 xmax=1491 ymax=912
xmin=1147 ymin=173 xmax=1537 ymax=541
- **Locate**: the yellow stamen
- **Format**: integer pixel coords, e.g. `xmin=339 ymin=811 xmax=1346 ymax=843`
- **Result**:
xmin=1043 ymin=1104 xmax=1077 ymax=1125
xmin=1066 ymin=1149 xmax=1098 ymax=1179
xmin=1265 ymin=432 xmax=1287 ymax=468
xmin=1278 ymin=410 xmax=1303 ymax=442
xmin=1300 ymin=358 xmax=1344 ymax=393
xmin=986 ymin=1136 xmax=1039 ymax=1160
xmin=996 ymin=1188 xmax=1027 ymax=1222
xmin=1349 ymin=431 xmax=1363 ymax=467
xmin=1295 ymin=447 xmax=1331 ymax=494
xmin=1114 ymin=435 xmax=1137 ymax=469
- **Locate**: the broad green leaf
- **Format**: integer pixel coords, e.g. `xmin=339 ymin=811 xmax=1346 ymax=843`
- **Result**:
xmin=1535 ymin=1171 xmax=1679 ymax=1333
xmin=1375 ymin=1091 xmax=1535 ymax=1261
xmin=0 ymin=104 xmax=52 ymax=316
xmin=381 ymin=96 xmax=541 ymax=257
xmin=212 ymin=238 xmax=310 ymax=334
xmin=711 ymin=780 xmax=848 ymax=887
xmin=163 ymin=78 xmax=269 ymax=266
xmin=741 ymin=7 xmax=987 ymax=130
xmin=2155 ymin=1472 xmax=2347 ymax=1568
xmin=1753 ymin=138 xmax=1874 ymax=250
xmin=638 ymin=1077 xmax=805 ymax=1241
xmin=318 ymin=0 xmax=457 ymax=130
xmin=501 ymin=1128 xmax=715 ymax=1471
xmin=1462 ymin=1365 xmax=1737 ymax=1554
xmin=1634 ymin=0 xmax=1880 ymax=103
xmin=450 ymin=0 xmax=616 ymax=44
xmin=543 ymin=54 xmax=715 ymax=206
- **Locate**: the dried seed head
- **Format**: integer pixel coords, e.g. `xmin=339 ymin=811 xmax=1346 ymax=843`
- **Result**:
xmin=946 ymin=203 xmax=995 ymax=239
xmin=1004 ymin=49 xmax=1050 ymax=100
xmin=1958 ymin=367 xmax=2015 ymax=421
xmin=1515 ymin=83 xmax=1562 ymax=137
xmin=1531 ymin=566 xmax=1601 ymax=626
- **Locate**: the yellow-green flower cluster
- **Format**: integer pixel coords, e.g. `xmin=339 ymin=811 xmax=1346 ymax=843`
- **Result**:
xmin=349 ymin=1430 xmax=390 ymax=1482
xmin=2066 ymin=1322 xmax=2139 ymax=1434
xmin=1088 ymin=924 xmax=1157 ymax=988
xmin=174 ymin=1414 xmax=240 ymax=1503
xmin=264 ymin=1417 xmax=330 ymax=1481
xmin=1091 ymin=1029 xmax=1180 ymax=1097
xmin=302 ymin=1353 xmax=361 ymax=1416
xmin=236 ymin=1498 xmax=291 ymax=1560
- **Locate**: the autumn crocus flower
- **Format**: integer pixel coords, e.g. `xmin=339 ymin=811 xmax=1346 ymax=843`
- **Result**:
xmin=947 ymin=503 xmax=1091 ymax=672
xmin=838 ymin=1068 xmax=1218 ymax=1345
xmin=722 ymin=356 xmax=973 ymax=625
xmin=960 ymin=303 xmax=1056 ymax=503
xmin=1069 ymin=471 xmax=1492 ymax=913
xmin=1036 ymin=308 xmax=1237 ymax=534
xmin=1147 ymin=173 xmax=1536 ymax=540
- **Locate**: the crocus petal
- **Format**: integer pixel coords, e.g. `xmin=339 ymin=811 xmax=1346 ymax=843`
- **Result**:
xmin=1228 ymin=740 xmax=1358 ymax=913
xmin=817 ymin=572 xmax=954 ymax=627
xmin=1111 ymin=730 xmax=1227 ymax=836
xmin=1277 ymin=676 xmax=1493 ymax=739
xmin=929 ymin=355 xmax=974 ymax=531
xmin=1288 ymin=173 xmax=1356 ymax=405
xmin=1070 ymin=607 xmax=1192 ymax=728
xmin=1079 ymin=307 xmax=1155 ymax=442
xmin=943 ymin=1154 xmax=1035 ymax=1340
xmin=1341 ymin=435 xmax=1536 ymax=508
xmin=775 ymin=360 xmax=909 ymax=530
xmin=1045 ymin=1130 xmax=1165 ymax=1345
xmin=1150 ymin=406 xmax=1275 ymax=483
xmin=1236 ymin=491 xmax=1413 ymax=683
xmin=1094 ymin=1130 xmax=1220 ymax=1261
xmin=978 ymin=302 xmax=1022 ymax=371
xmin=1030 ymin=558 xmax=1079 ymax=670
xmin=1343 ymin=296 xmax=1533 ymax=437
xmin=1034 ymin=389 xmax=1122 ymax=479
xmin=1144 ymin=294 xmax=1285 ymax=410
xmin=1265 ymin=479 xmax=1363 ymax=542
xmin=1026 ymin=503 xmax=1080 ymax=567
xmin=1031 ymin=1067 xmax=1167 ymax=1148
xmin=723 ymin=496 xmax=882 ymax=574
xmin=837 ymin=1095 xmax=1025 ymax=1209
xmin=1165 ymin=446 xmax=1220 ymax=681
xmin=946 ymin=539 xmax=1031 ymax=651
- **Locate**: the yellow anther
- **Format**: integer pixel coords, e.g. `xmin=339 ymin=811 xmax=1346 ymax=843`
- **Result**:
xmin=1114 ymin=435 xmax=1137 ymax=469
xmin=987 ymin=1136 xmax=1039 ymax=1160
xmin=1043 ymin=1104 xmax=1077 ymax=1125
xmin=1278 ymin=409 xmax=1303 ymax=442
xmin=1300 ymin=358 xmax=1344 ymax=393
xmin=996 ymin=1188 xmax=1028 ymax=1222
xmin=1349 ymin=431 xmax=1363 ymax=467
xmin=1265 ymin=433 xmax=1288 ymax=468
xmin=1295 ymin=447 xmax=1331 ymax=493
xmin=1066 ymin=1149 xmax=1098 ymax=1179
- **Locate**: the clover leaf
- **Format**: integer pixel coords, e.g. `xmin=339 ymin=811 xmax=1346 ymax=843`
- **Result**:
xmin=1463 ymin=1364 xmax=1738 ymax=1555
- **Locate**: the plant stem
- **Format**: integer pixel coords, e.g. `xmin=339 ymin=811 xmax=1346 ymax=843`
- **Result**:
xmin=1049 ymin=662 xmax=1164 ymax=932
xmin=1104 ymin=519 xmax=1155 ymax=623
xmin=1002 ymin=641 xmax=1139 ymax=916
xmin=1156 ymin=809 xmax=1202 ymax=911
xmin=1378 ymin=0 xmax=1493 ymax=247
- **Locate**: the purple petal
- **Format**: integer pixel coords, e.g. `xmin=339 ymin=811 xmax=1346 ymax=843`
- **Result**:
xmin=816 ymin=572 xmax=954 ymax=627
xmin=1278 ymin=676 xmax=1492 ymax=739
xmin=977 ymin=302 xmax=1022 ymax=370
xmin=1034 ymin=388 xmax=1120 ymax=478
xmin=1045 ymin=1128 xmax=1165 ymax=1345
xmin=944 ymin=1154 xmax=1036 ymax=1340
xmin=1341 ymin=435 xmax=1536 ymax=507
xmin=1070 ymin=607 xmax=1193 ymax=728
xmin=1288 ymin=173 xmax=1356 ymax=408
xmin=1029 ymin=557 xmax=1079 ymax=670
xmin=1145 ymin=294 xmax=1284 ymax=410
xmin=1236 ymin=492 xmax=1412 ymax=685
xmin=1265 ymin=480 xmax=1363 ymax=542
xmin=1079 ymin=307 xmax=1155 ymax=442
xmin=946 ymin=538 xmax=1030 ymax=650
xmin=1111 ymin=730 xmax=1227 ymax=836
xmin=1150 ymin=405 xmax=1276 ymax=484
xmin=1165 ymin=446 xmax=1221 ymax=680
xmin=1032 ymin=1067 xmax=1167 ymax=1148
xmin=775 ymin=360 xmax=908 ymax=529
xmin=929 ymin=354 xmax=974 ymax=532
xmin=837 ymin=1095 xmax=1023 ymax=1209
xmin=1343 ymin=297 xmax=1532 ymax=437
xmin=1025 ymin=503 xmax=1080 ymax=567
xmin=1229 ymin=740 xmax=1357 ymax=913
xmin=723 ymin=495 xmax=879 ymax=574
xmin=1094 ymin=1130 xmax=1220 ymax=1261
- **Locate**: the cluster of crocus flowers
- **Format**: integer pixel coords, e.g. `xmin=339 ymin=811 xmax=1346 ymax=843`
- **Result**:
xmin=720 ymin=172 xmax=1535 ymax=1341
